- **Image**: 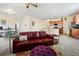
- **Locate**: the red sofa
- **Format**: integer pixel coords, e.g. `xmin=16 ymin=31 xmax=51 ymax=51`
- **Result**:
xmin=13 ymin=31 xmax=54 ymax=53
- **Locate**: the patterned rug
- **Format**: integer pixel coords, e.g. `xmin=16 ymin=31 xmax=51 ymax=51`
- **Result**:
xmin=16 ymin=47 xmax=63 ymax=56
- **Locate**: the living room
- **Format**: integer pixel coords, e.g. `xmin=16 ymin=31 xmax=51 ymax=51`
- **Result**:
xmin=0 ymin=3 xmax=79 ymax=56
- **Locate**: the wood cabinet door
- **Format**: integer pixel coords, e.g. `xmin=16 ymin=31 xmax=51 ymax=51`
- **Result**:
xmin=59 ymin=28 xmax=63 ymax=34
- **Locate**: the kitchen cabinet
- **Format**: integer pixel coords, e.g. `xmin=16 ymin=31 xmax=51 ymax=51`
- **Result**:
xmin=70 ymin=14 xmax=79 ymax=39
xmin=70 ymin=29 xmax=79 ymax=39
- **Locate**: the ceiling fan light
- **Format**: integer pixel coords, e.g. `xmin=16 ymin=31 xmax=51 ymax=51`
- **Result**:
xmin=8 ymin=10 xmax=13 ymax=14
xmin=26 ymin=5 xmax=29 ymax=8
xmin=4 ymin=9 xmax=14 ymax=14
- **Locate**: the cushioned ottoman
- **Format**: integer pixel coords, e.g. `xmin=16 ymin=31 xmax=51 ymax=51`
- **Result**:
xmin=30 ymin=45 xmax=57 ymax=56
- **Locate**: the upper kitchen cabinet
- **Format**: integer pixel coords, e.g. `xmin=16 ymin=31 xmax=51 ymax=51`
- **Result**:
xmin=73 ymin=14 xmax=79 ymax=24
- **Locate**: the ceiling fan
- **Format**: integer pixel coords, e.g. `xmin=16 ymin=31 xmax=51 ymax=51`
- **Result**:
xmin=25 ymin=3 xmax=38 ymax=8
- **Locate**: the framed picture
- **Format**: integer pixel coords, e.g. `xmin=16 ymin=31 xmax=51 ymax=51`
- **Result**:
xmin=1 ymin=19 xmax=6 ymax=25
xmin=32 ymin=21 xmax=34 ymax=26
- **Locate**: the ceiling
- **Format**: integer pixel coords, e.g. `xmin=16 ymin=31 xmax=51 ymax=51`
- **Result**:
xmin=0 ymin=3 xmax=79 ymax=19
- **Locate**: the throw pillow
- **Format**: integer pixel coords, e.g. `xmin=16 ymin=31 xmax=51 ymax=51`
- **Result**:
xmin=27 ymin=33 xmax=31 ymax=39
xmin=19 ymin=35 xmax=27 ymax=41
xmin=37 ymin=32 xmax=39 ymax=37
xmin=39 ymin=32 xmax=46 ymax=37
xmin=23 ymin=35 xmax=27 ymax=40
xmin=19 ymin=36 xmax=24 ymax=41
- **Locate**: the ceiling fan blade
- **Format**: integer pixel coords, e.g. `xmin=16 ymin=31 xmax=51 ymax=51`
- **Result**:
xmin=30 ymin=3 xmax=38 ymax=8
xmin=25 ymin=3 xmax=30 ymax=8
xmin=26 ymin=5 xmax=29 ymax=8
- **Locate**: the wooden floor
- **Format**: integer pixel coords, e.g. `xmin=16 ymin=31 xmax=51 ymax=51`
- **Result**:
xmin=0 ymin=35 xmax=79 ymax=56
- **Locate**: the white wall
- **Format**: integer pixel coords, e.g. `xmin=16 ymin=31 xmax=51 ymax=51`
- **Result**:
xmin=0 ymin=12 xmax=16 ymax=29
xmin=63 ymin=16 xmax=73 ymax=35
xmin=19 ymin=16 xmax=30 ymax=32
xmin=19 ymin=15 xmax=47 ymax=32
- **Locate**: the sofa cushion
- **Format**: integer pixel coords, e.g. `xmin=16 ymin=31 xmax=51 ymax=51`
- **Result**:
xmin=19 ymin=35 xmax=27 ymax=41
xmin=40 ymin=38 xmax=52 ymax=42
xmin=27 ymin=39 xmax=42 ymax=44
xmin=39 ymin=31 xmax=46 ymax=38
xmin=27 ymin=33 xmax=31 ymax=39
xmin=30 ymin=32 xmax=37 ymax=38
xmin=17 ymin=39 xmax=42 ymax=46
xmin=20 ymin=32 xmax=28 ymax=35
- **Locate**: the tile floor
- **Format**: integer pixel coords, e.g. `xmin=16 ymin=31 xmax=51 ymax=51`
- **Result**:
xmin=0 ymin=35 xmax=79 ymax=56
xmin=53 ymin=35 xmax=79 ymax=56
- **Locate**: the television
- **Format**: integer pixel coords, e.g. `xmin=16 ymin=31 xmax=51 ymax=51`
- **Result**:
xmin=0 ymin=27 xmax=3 ymax=30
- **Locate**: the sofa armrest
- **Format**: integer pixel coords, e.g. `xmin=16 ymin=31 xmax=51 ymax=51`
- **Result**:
xmin=13 ymin=39 xmax=21 ymax=47
xmin=46 ymin=34 xmax=54 ymax=39
xmin=46 ymin=34 xmax=58 ymax=44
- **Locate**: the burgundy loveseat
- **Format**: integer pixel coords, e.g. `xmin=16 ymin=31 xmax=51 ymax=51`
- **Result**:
xmin=13 ymin=31 xmax=54 ymax=53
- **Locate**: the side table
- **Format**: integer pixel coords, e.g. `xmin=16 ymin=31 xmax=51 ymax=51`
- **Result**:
xmin=50 ymin=34 xmax=59 ymax=44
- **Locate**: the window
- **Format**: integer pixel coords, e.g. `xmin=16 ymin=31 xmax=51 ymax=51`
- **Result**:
xmin=1 ymin=19 xmax=6 ymax=25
